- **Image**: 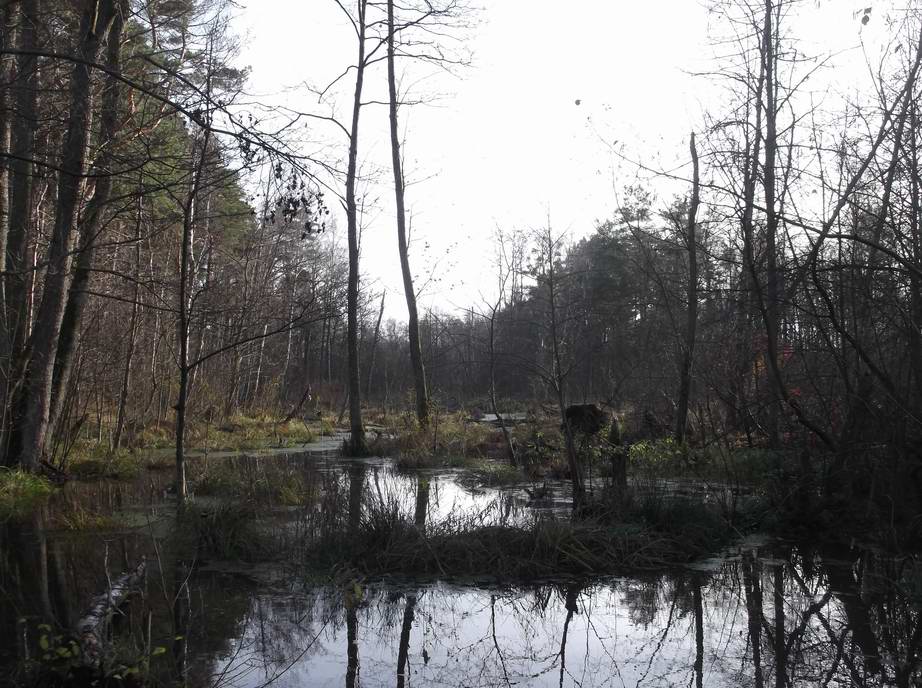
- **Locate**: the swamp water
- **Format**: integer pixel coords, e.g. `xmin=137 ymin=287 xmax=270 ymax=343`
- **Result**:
xmin=1 ymin=443 xmax=920 ymax=687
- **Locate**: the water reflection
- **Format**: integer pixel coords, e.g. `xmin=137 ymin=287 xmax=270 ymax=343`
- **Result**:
xmin=153 ymin=548 xmax=917 ymax=688
xmin=0 ymin=450 xmax=921 ymax=686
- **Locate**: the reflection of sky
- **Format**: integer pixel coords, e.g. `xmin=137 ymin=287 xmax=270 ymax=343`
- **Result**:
xmin=198 ymin=582 xmax=711 ymax=688
xmin=310 ymin=454 xmax=562 ymax=527
xmin=181 ymin=551 xmax=919 ymax=688
xmin=191 ymin=561 xmax=894 ymax=688
xmin=16 ymin=447 xmax=920 ymax=688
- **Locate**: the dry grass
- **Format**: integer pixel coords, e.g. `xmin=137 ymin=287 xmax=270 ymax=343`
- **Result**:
xmin=369 ymin=412 xmax=496 ymax=460
xmin=191 ymin=455 xmax=319 ymax=506
xmin=302 ymin=488 xmax=731 ymax=579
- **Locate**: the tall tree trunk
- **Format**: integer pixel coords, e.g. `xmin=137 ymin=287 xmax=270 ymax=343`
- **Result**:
xmin=345 ymin=0 xmax=368 ymax=455
xmin=675 ymin=132 xmax=700 ymax=444
xmin=396 ymin=593 xmax=416 ymax=688
xmin=345 ymin=587 xmax=359 ymax=688
xmin=738 ymin=15 xmax=766 ymax=448
xmin=544 ymin=230 xmax=583 ymax=507
xmin=348 ymin=462 xmax=365 ymax=535
xmin=487 ymin=302 xmax=515 ymax=465
xmin=0 ymin=3 xmax=16 ymax=462
xmin=773 ymin=566 xmax=786 ymax=688
xmin=250 ymin=323 xmax=269 ymax=406
xmin=48 ymin=0 xmax=127 ymax=439
xmin=225 ymin=352 xmax=240 ymax=418
xmin=694 ymin=582 xmax=704 ymax=688
xmin=0 ymin=2 xmax=14 ymax=315
xmin=910 ymin=106 xmax=922 ymax=407
xmin=761 ymin=0 xmax=782 ymax=448
xmin=279 ymin=299 xmax=294 ymax=404
xmin=2 ymin=0 xmax=40 ymax=465
xmin=9 ymin=0 xmax=119 ymax=469
xmin=112 ymin=201 xmax=142 ymax=451
xmin=187 ymin=229 xmax=211 ymax=404
xmin=743 ymin=551 xmax=764 ymax=688
xmin=5 ymin=0 xmax=40 ymax=368
xmin=175 ymin=123 xmax=212 ymax=501
xmin=557 ymin=584 xmax=579 ymax=688
xmin=387 ymin=0 xmax=430 ymax=428
xmin=414 ymin=476 xmax=429 ymax=531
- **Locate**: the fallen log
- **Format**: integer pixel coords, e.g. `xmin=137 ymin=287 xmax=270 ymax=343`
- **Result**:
xmin=75 ymin=559 xmax=146 ymax=667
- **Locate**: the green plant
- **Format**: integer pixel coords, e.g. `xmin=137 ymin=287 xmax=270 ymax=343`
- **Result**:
xmin=16 ymin=622 xmax=160 ymax=686
xmin=0 ymin=469 xmax=52 ymax=519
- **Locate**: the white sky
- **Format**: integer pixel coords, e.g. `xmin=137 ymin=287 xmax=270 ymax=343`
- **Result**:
xmin=233 ymin=0 xmax=888 ymax=319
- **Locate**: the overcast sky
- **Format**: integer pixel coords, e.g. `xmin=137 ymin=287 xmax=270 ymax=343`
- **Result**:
xmin=233 ymin=0 xmax=885 ymax=319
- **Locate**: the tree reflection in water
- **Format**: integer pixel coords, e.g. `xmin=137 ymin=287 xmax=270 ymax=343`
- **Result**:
xmin=168 ymin=545 xmax=922 ymax=688
xmin=1 ymin=478 xmax=921 ymax=686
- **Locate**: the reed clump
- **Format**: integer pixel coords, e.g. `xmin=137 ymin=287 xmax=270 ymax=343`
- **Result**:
xmin=304 ymin=494 xmax=730 ymax=579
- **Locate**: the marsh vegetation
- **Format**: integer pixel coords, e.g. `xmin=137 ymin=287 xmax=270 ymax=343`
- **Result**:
xmin=0 ymin=413 xmax=919 ymax=686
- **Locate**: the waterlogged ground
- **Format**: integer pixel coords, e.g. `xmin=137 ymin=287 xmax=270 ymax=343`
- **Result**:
xmin=1 ymin=440 xmax=920 ymax=686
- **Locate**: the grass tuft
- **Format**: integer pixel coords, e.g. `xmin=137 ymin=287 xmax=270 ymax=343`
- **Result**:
xmin=466 ymin=460 xmax=523 ymax=486
xmin=191 ymin=456 xmax=317 ymax=506
xmin=186 ymin=503 xmax=275 ymax=561
xmin=0 ymin=469 xmax=53 ymax=519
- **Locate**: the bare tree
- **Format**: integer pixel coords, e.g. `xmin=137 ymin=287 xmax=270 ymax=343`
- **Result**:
xmin=344 ymin=0 xmax=370 ymax=455
xmin=675 ymin=132 xmax=701 ymax=443
xmin=386 ymin=0 xmax=430 ymax=428
xmin=530 ymin=223 xmax=584 ymax=508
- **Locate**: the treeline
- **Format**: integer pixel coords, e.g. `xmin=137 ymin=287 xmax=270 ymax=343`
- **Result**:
xmin=0 ymin=0 xmax=339 ymax=483
xmin=2 ymin=0 xmax=922 ymax=513
xmin=360 ymin=0 xmax=922 ymax=512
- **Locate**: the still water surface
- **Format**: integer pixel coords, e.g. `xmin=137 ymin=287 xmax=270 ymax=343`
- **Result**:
xmin=0 ymin=446 xmax=919 ymax=687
